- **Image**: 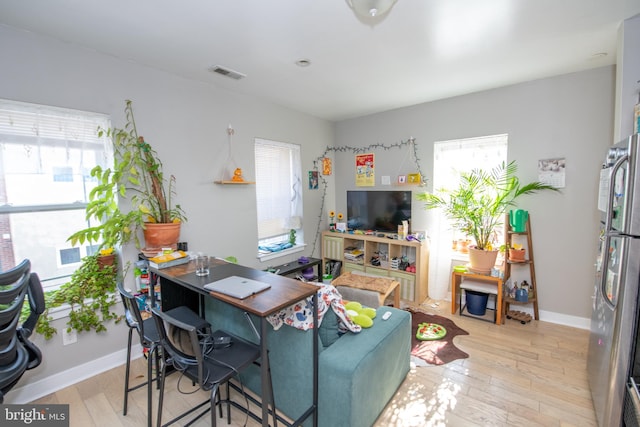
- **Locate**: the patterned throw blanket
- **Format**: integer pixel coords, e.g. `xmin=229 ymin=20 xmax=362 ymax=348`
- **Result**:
xmin=266 ymin=284 xmax=361 ymax=333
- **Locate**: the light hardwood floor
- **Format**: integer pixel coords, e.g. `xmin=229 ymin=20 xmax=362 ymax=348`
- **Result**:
xmin=32 ymin=300 xmax=597 ymax=426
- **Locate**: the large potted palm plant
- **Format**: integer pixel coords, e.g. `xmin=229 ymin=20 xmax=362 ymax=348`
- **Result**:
xmin=417 ymin=161 xmax=558 ymax=273
xmin=68 ymin=100 xmax=186 ymax=253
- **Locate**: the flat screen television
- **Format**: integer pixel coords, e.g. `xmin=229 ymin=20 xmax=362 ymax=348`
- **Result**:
xmin=346 ymin=190 xmax=411 ymax=233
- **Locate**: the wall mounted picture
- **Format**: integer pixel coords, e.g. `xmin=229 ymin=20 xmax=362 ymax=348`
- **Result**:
xmin=355 ymin=153 xmax=375 ymax=186
xmin=309 ymin=171 xmax=319 ymax=189
xmin=538 ymin=157 xmax=566 ymax=188
xmin=398 ymin=175 xmax=406 ymax=184
xmin=408 ymin=173 xmax=421 ymax=184
xmin=322 ymin=158 xmax=332 ymax=175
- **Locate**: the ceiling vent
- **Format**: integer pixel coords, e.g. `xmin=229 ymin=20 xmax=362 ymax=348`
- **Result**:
xmin=208 ymin=65 xmax=246 ymax=80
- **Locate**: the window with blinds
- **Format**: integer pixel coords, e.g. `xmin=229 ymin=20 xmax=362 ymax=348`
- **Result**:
xmin=0 ymin=99 xmax=112 ymax=289
xmin=254 ymin=138 xmax=303 ymax=257
xmin=429 ymin=133 xmax=508 ymax=297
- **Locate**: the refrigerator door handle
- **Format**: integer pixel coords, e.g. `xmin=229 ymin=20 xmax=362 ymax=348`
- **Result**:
xmin=604 ymin=153 xmax=628 ymax=233
xmin=601 ymin=155 xmax=628 ymax=309
xmin=600 ymin=234 xmax=615 ymax=310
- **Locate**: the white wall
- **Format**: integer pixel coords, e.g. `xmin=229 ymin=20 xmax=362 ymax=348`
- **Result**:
xmin=334 ymin=66 xmax=616 ymax=323
xmin=0 ymin=24 xmax=335 ymax=400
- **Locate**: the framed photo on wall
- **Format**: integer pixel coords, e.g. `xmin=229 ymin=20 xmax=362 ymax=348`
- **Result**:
xmin=322 ymin=158 xmax=332 ymax=175
xmin=355 ymin=153 xmax=375 ymax=186
xmin=309 ymin=171 xmax=319 ymax=189
xmin=408 ymin=173 xmax=421 ymax=184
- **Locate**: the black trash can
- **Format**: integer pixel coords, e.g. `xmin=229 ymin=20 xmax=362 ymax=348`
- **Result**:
xmin=465 ymin=290 xmax=489 ymax=316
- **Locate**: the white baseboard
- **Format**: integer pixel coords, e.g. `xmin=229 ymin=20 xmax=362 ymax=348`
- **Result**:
xmin=5 ymin=344 xmax=143 ymax=404
xmin=446 ymin=292 xmax=590 ymax=330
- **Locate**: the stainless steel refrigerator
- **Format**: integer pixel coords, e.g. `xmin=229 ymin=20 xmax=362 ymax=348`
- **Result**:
xmin=588 ymin=133 xmax=640 ymax=427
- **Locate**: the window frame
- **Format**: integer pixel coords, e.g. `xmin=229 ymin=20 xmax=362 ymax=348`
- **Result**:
xmin=0 ymin=99 xmax=112 ymax=291
xmin=254 ymin=138 xmax=305 ymax=261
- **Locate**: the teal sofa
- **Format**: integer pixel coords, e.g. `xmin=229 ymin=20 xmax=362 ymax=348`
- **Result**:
xmin=204 ymin=297 xmax=411 ymax=427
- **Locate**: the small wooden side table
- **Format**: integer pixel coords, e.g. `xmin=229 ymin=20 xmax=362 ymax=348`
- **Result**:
xmin=451 ymin=271 xmax=503 ymax=325
xmin=331 ymin=272 xmax=401 ymax=307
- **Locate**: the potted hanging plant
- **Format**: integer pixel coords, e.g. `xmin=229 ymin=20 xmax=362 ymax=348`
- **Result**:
xmin=68 ymin=99 xmax=187 ymax=254
xmin=508 ymin=243 xmax=526 ymax=262
xmin=28 ymin=253 xmax=122 ymax=340
xmin=417 ymin=161 xmax=558 ymax=274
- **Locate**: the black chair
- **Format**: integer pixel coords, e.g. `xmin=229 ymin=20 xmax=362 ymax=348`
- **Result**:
xmin=0 ymin=259 xmax=45 ymax=403
xmin=152 ymin=306 xmax=262 ymax=427
xmin=119 ymin=283 xmax=212 ymax=427
xmin=118 ymin=282 xmax=165 ymax=427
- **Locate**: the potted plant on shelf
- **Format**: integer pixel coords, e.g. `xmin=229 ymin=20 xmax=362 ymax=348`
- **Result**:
xmin=68 ymin=99 xmax=187 ymax=254
xmin=417 ymin=161 xmax=558 ymax=274
xmin=508 ymin=243 xmax=526 ymax=262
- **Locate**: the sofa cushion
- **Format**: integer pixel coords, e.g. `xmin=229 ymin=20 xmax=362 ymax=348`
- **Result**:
xmin=318 ymin=308 xmax=341 ymax=347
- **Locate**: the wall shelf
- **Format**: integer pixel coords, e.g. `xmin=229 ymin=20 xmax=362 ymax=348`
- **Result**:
xmin=214 ymin=180 xmax=255 ymax=185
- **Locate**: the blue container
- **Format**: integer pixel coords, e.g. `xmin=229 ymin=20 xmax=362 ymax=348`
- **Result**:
xmin=465 ymin=290 xmax=489 ymax=316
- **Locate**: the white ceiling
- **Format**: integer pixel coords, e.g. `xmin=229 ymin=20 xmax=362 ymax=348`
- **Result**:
xmin=1 ymin=1 xmax=639 ymax=121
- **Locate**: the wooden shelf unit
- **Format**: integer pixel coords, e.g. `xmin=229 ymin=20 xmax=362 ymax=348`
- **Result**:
xmin=502 ymin=214 xmax=539 ymax=321
xmin=321 ymin=231 xmax=429 ymax=303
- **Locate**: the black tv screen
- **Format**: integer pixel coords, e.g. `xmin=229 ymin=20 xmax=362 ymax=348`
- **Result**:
xmin=346 ymin=190 xmax=412 ymax=233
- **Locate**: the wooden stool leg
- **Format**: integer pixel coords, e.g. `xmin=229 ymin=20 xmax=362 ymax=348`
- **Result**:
xmin=393 ymin=284 xmax=400 ymax=307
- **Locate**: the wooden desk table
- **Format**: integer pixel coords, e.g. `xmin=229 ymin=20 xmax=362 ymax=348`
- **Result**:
xmin=152 ymin=259 xmax=319 ymax=427
xmin=451 ymin=271 xmax=503 ymax=325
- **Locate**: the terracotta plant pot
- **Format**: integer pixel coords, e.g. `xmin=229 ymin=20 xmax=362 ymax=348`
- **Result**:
xmin=97 ymin=253 xmax=116 ymax=269
xmin=143 ymin=222 xmax=181 ymax=251
xmin=467 ymin=247 xmax=499 ymax=275
xmin=508 ymin=248 xmax=526 ymax=262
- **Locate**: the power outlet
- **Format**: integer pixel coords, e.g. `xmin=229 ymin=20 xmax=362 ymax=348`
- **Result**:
xmin=62 ymin=328 xmax=77 ymax=346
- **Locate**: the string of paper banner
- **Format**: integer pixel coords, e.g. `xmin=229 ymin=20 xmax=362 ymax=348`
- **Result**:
xmin=308 ymin=137 xmax=426 ymax=258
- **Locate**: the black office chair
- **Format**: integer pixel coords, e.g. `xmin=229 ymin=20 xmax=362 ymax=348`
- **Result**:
xmin=152 ymin=307 xmax=262 ymax=427
xmin=118 ymin=282 xmax=163 ymax=427
xmin=0 ymin=259 xmax=45 ymax=403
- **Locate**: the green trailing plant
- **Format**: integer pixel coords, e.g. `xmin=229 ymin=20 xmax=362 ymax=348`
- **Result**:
xmin=27 ymin=254 xmax=122 ymax=340
xmin=68 ymin=99 xmax=186 ymax=250
xmin=417 ymin=161 xmax=559 ymax=250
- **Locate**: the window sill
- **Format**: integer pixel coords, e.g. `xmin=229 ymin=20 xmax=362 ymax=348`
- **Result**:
xmin=257 ymin=244 xmax=306 ymax=262
xmin=45 ymin=293 xmax=119 ymax=321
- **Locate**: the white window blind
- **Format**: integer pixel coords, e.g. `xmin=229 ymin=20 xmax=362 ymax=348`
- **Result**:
xmin=433 ymin=134 xmax=508 ymax=190
xmin=0 ymin=99 xmax=112 ymax=289
xmin=254 ymin=138 xmax=303 ymax=241
xmin=429 ymin=133 xmax=508 ymax=298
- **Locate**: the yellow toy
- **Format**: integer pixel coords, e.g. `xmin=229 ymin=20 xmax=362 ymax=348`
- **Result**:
xmin=344 ymin=301 xmax=377 ymax=328
xmin=231 ymin=167 xmax=245 ymax=182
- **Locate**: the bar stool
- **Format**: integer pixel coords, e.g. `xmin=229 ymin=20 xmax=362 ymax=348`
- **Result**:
xmin=119 ymin=284 xmax=212 ymax=427
xmin=118 ymin=283 xmax=162 ymax=427
xmin=151 ymin=307 xmax=264 ymax=427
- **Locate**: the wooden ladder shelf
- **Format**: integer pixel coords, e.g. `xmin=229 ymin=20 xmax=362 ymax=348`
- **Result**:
xmin=503 ymin=214 xmax=539 ymax=323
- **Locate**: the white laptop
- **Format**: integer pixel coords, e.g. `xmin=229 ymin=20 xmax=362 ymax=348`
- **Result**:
xmin=204 ymin=276 xmax=271 ymax=299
